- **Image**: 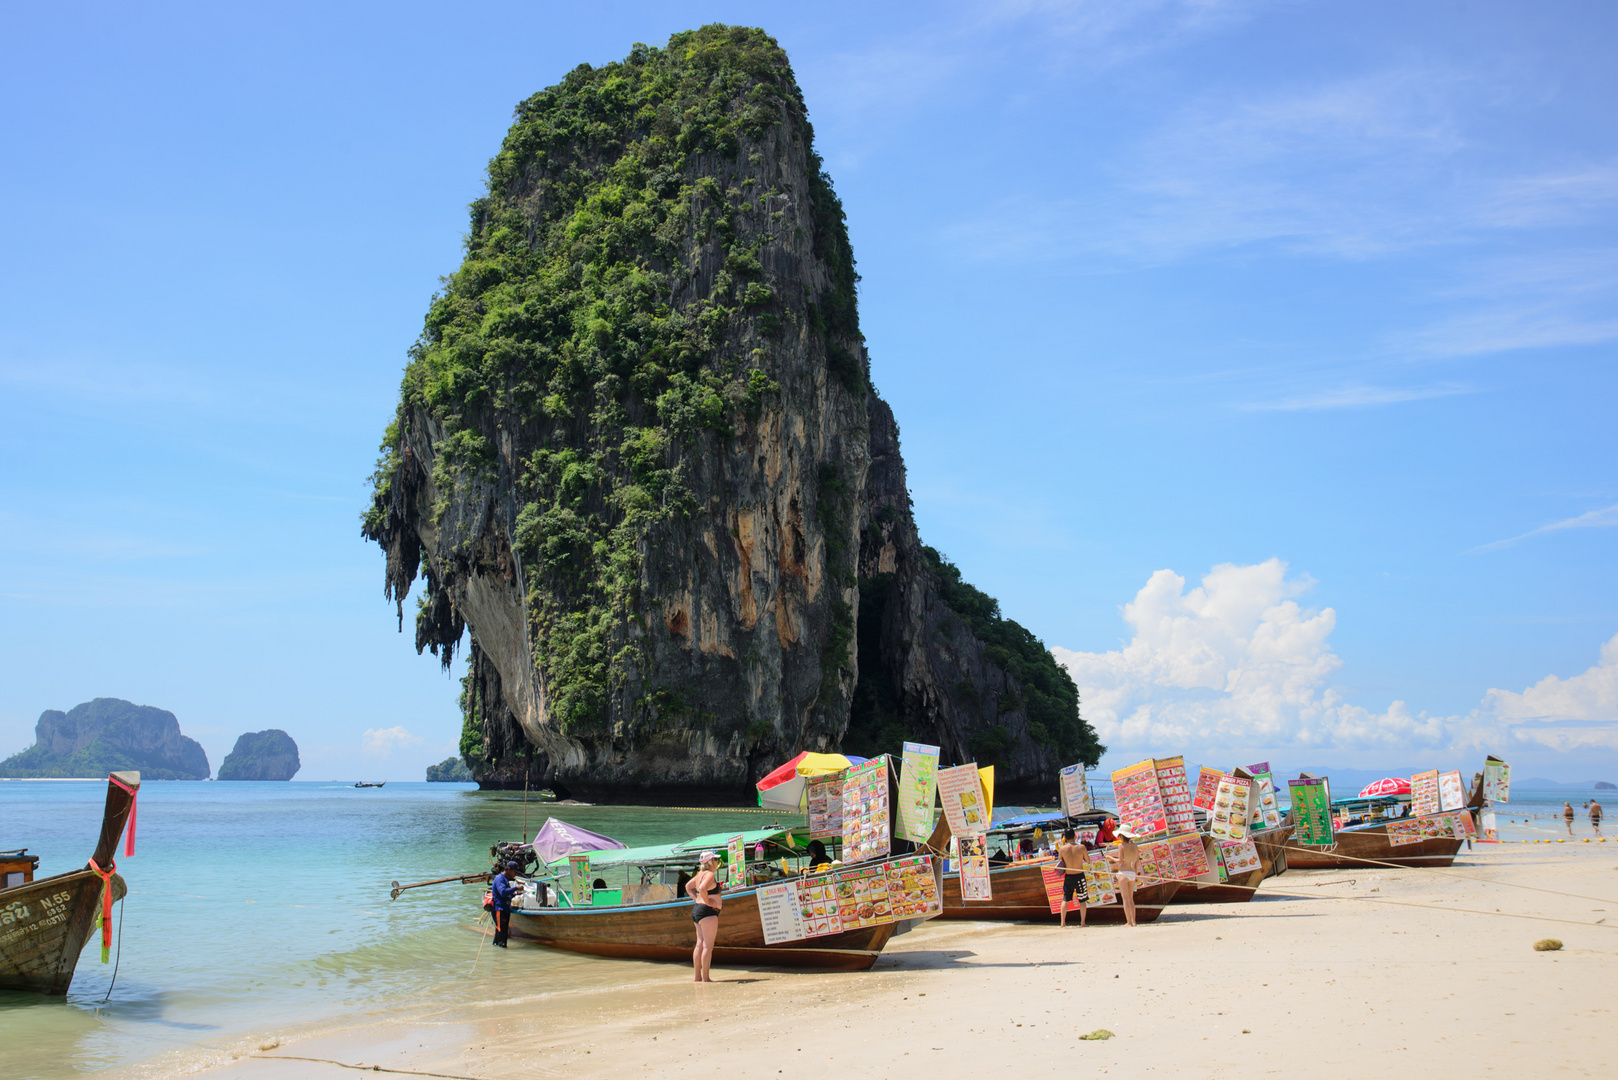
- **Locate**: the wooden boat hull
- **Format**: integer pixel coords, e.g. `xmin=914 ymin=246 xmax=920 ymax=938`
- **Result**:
xmin=1284 ymin=824 xmax=1463 ymax=869
xmin=507 ymin=888 xmax=898 ymax=971
xmin=936 ymin=862 xmax=1180 ymax=924
xmin=1173 ymin=825 xmax=1295 ymax=905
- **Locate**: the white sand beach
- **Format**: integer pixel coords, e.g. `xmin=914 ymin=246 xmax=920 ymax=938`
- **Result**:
xmin=181 ymin=844 xmax=1615 ymax=1080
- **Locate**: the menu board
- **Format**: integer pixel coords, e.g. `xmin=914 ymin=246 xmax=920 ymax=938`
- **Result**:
xmin=1085 ymin=850 xmax=1118 ymax=906
xmin=1388 ymin=811 xmax=1470 ymax=846
xmin=938 ymin=764 xmax=990 ymax=837
xmin=1111 ymin=759 xmax=1169 ymax=837
xmin=1438 ymin=770 xmax=1466 ymax=812
xmin=1137 ymin=831 xmax=1210 ymax=884
xmin=1059 ymin=764 xmax=1090 ymax=817
xmin=1245 ymin=762 xmax=1282 ymax=829
xmin=725 ymin=834 xmax=746 ymax=886
xmin=1208 ymin=771 xmax=1252 ymax=841
xmin=1288 ymin=777 xmax=1334 ymax=846
xmin=1481 ymin=808 xmax=1498 ymax=842
xmin=1217 ymin=838 xmax=1262 ymax=876
xmin=1155 ymin=757 xmax=1196 ymax=833
xmin=1483 ymin=756 xmax=1511 ymax=804
xmin=1039 ymin=865 xmax=1091 ymax=913
xmin=897 ymin=742 xmax=941 ymax=843
xmin=1411 ymin=769 xmax=1441 ymax=817
xmin=959 ymin=832 xmax=992 ymax=901
xmin=758 ymin=855 xmax=942 ymax=944
xmin=807 ymin=774 xmax=843 ymax=839
xmin=840 ymin=757 xmax=891 ymax=863
xmin=1193 ymin=767 xmax=1223 ymax=811
xmin=568 ymin=854 xmax=592 ymax=906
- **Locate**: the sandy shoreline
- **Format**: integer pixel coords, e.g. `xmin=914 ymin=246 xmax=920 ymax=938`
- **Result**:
xmin=172 ymin=846 xmax=1614 ymax=1079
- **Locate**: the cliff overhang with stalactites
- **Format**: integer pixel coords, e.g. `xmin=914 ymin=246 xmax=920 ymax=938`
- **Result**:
xmin=362 ymin=25 xmax=1102 ymax=800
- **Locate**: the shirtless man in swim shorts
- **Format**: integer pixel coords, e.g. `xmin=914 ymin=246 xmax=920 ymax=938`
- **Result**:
xmin=1055 ymin=828 xmax=1088 ymax=928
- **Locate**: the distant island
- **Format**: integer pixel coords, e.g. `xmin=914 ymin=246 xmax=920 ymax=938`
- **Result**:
xmin=217 ymin=729 xmax=301 ymax=780
xmin=426 ymin=757 xmax=474 ymax=782
xmin=1596 ymin=781 xmax=1615 ymax=790
xmin=0 ymin=698 xmax=210 ymax=779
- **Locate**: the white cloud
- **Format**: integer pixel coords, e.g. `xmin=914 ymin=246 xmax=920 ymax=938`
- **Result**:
xmin=361 ymin=725 xmax=424 ymax=756
xmin=1467 ymin=502 xmax=1618 ymax=554
xmin=1054 ymin=560 xmax=1618 ymax=763
xmin=1236 ymin=382 xmax=1475 ymax=412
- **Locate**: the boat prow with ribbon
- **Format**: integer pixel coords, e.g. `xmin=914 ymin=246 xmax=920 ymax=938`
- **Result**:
xmin=0 ymin=770 xmax=139 ymax=995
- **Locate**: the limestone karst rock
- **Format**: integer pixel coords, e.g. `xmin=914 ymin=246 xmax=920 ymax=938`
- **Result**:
xmin=0 ymin=698 xmax=211 ymax=779
xmin=363 ymin=26 xmax=1102 ymax=798
xmin=217 ymin=729 xmax=301 ymax=780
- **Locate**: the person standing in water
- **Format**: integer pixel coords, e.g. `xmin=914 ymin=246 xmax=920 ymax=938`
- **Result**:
xmin=1590 ymin=800 xmax=1604 ymax=836
xmin=1055 ymin=828 xmax=1089 ymax=928
xmin=489 ymin=861 xmax=518 ymax=948
xmin=686 ymin=851 xmax=723 ymax=982
xmin=1564 ymin=802 xmax=1576 ymax=836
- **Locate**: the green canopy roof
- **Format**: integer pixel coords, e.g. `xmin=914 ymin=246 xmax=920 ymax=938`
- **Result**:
xmin=674 ymin=827 xmax=803 ymax=852
xmin=542 ymin=842 xmax=682 ymax=872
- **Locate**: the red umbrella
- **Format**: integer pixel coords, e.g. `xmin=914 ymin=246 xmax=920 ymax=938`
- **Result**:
xmin=1358 ymin=777 xmax=1411 ymax=798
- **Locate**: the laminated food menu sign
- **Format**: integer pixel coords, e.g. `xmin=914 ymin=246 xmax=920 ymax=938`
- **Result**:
xmin=841 ymin=757 xmax=892 ymax=863
xmin=1059 ymin=764 xmax=1090 ymax=817
xmin=1481 ymin=808 xmax=1499 ymax=843
xmin=1245 ymin=762 xmax=1282 ymax=830
xmin=1287 ymin=777 xmax=1334 ymax=846
xmin=725 ymin=834 xmax=746 ymax=886
xmin=1111 ymin=759 xmax=1169 ymax=837
xmin=807 ymin=775 xmax=843 ymax=839
xmin=1483 ymin=756 xmax=1511 ymax=804
xmin=1387 ymin=811 xmax=1469 ymax=846
xmin=937 ymin=763 xmax=990 ymax=837
xmin=1154 ymin=757 xmax=1196 ymax=833
xmin=757 ymin=854 xmax=942 ymax=945
xmin=1193 ymin=767 xmax=1223 ymax=812
xmin=1217 ymin=838 xmax=1261 ymax=876
xmin=959 ymin=832 xmax=992 ymax=901
xmin=1411 ymin=770 xmax=1441 ymax=817
xmin=1437 ymin=770 xmax=1466 ymax=812
xmin=1084 ymin=850 xmax=1117 ymax=906
xmin=897 ymin=742 xmax=941 ymax=844
xmin=1207 ymin=771 xmax=1252 ymax=842
xmin=1137 ymin=831 xmax=1210 ymax=884
xmin=568 ymin=854 xmax=592 ymax=906
xmin=1039 ymin=865 xmax=1090 ymax=914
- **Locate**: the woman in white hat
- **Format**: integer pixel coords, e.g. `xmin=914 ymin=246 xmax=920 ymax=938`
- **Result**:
xmin=685 ymin=851 xmax=724 ymax=981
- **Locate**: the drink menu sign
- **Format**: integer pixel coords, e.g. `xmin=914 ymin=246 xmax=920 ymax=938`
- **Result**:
xmin=937 ymin=764 xmax=990 ymax=837
xmin=807 ymin=775 xmax=843 ymax=839
xmin=1483 ymin=756 xmax=1511 ymax=803
xmin=1287 ymin=777 xmax=1334 ymax=846
xmin=568 ymin=854 xmax=593 ymax=907
xmin=897 ymin=742 xmax=941 ymax=843
xmin=1411 ymin=770 xmax=1441 ymax=817
xmin=1059 ymin=764 xmax=1090 ymax=817
xmin=1438 ymin=770 xmax=1466 ymax=812
xmin=1193 ymin=767 xmax=1223 ymax=812
xmin=841 ymin=757 xmax=891 ymax=863
xmin=1208 ymin=771 xmax=1252 ymax=842
xmin=1111 ymin=759 xmax=1169 ymax=837
xmin=756 ymin=855 xmax=942 ymax=945
xmin=1154 ymin=757 xmax=1196 ymax=833
xmin=1245 ymin=762 xmax=1282 ymax=830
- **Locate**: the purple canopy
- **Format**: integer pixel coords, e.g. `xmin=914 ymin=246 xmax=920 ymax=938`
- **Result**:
xmin=533 ymin=818 xmax=627 ymax=865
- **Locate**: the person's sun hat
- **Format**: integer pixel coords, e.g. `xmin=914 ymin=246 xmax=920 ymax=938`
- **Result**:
xmin=698 ymin=850 xmax=720 ymax=865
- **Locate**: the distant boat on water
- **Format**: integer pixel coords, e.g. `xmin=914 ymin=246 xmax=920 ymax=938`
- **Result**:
xmin=354 ymin=781 xmax=386 ymax=788
xmin=1 ymin=771 xmax=139 ymax=995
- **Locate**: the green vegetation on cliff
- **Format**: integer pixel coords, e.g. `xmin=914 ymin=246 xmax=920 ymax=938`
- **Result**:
xmin=426 ymin=756 xmax=475 ymax=782
xmin=0 ymin=698 xmax=211 ymax=780
xmin=366 ymin=25 xmax=862 ymax=740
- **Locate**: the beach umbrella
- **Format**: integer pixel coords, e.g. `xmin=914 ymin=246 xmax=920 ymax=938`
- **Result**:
xmin=532 ymin=818 xmax=627 ymax=865
xmin=1358 ymin=777 xmax=1411 ymax=798
xmin=755 ymin=752 xmax=861 ymax=811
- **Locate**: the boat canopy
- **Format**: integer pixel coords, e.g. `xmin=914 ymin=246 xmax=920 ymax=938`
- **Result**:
xmin=542 ymin=841 xmax=683 ymax=872
xmin=675 ymin=827 xmax=806 ymax=852
xmin=540 ymin=827 xmax=808 ymax=873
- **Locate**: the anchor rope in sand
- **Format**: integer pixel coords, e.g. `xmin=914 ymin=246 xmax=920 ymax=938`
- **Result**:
xmin=249 ymin=1054 xmax=489 ymax=1079
xmin=1276 ymin=843 xmax=1618 ymax=905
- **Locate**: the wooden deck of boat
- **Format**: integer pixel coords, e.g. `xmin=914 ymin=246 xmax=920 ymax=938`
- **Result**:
xmin=936 ymin=862 xmax=1180 ymax=923
xmin=507 ymin=888 xmax=897 ymax=971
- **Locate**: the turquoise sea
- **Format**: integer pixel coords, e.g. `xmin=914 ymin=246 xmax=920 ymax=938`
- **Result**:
xmin=0 ymin=780 xmax=794 ymax=1080
xmin=1 ymin=777 xmax=1608 ymax=1079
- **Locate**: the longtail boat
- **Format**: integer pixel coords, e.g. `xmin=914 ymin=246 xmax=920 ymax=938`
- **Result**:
xmin=1 ymin=771 xmax=139 ymax=995
xmin=1282 ymin=788 xmax=1464 ymax=869
xmin=1171 ymin=824 xmax=1294 ymax=905
xmin=503 ymin=826 xmax=936 ymax=971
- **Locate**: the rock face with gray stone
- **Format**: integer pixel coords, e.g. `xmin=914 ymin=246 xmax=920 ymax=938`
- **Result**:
xmin=216 ymin=729 xmax=301 ymax=780
xmin=0 ymin=698 xmax=211 ymax=779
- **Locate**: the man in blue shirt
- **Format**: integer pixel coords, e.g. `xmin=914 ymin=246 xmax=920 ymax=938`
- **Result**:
xmin=490 ymin=861 xmax=518 ymax=947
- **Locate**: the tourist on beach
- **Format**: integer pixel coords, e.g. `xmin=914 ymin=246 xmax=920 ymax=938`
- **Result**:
xmin=1056 ymin=828 xmax=1088 ymax=928
xmin=1564 ymin=802 xmax=1576 ymax=836
xmin=686 ymin=851 xmax=723 ymax=982
xmin=489 ymin=861 xmax=518 ymax=948
xmin=1108 ymin=830 xmax=1141 ymax=927
xmin=1591 ymin=801 xmax=1603 ymax=836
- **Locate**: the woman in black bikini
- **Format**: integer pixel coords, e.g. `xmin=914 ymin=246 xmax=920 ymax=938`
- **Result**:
xmin=686 ymin=851 xmax=723 ymax=982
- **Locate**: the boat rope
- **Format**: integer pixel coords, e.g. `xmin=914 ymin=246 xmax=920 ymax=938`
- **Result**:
xmin=1278 ymin=842 xmax=1618 ymax=904
xmin=109 ymin=773 xmax=138 ymax=856
xmin=87 ymin=857 xmax=117 ymax=963
xmin=101 ymin=894 xmax=125 ymax=1003
xmin=249 ymin=1054 xmax=489 ymax=1079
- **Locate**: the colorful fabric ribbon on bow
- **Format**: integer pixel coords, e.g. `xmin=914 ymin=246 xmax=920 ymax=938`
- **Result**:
xmin=87 ymin=857 xmax=116 ymax=963
xmin=110 ymin=773 xmax=137 ymax=856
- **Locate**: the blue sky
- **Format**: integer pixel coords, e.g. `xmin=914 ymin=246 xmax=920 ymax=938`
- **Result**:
xmin=2 ymin=1 xmax=1614 ymax=783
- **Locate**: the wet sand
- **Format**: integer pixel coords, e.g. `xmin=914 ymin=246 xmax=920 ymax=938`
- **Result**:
xmin=183 ymin=845 xmax=1615 ymax=1079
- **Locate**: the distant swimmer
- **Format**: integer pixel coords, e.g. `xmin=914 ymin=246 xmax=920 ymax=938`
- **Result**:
xmin=1591 ymin=800 xmax=1604 ymax=836
xmin=1563 ymin=802 xmax=1576 ymax=836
